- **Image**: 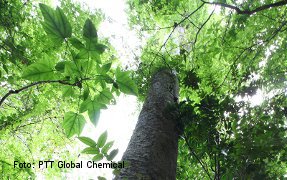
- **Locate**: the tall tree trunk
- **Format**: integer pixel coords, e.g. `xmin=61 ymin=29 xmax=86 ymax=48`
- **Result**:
xmin=116 ymin=69 xmax=180 ymax=179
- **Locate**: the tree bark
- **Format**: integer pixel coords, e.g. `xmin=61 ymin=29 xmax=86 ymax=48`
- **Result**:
xmin=115 ymin=69 xmax=180 ymax=179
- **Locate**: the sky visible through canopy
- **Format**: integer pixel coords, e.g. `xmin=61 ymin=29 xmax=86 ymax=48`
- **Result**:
xmin=48 ymin=0 xmax=266 ymax=178
xmin=49 ymin=0 xmax=141 ymax=178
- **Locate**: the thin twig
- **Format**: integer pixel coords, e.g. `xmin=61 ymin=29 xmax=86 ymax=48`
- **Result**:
xmin=201 ymin=0 xmax=287 ymax=15
xmin=218 ymin=20 xmax=287 ymax=89
xmin=193 ymin=8 xmax=215 ymax=50
xmin=183 ymin=133 xmax=213 ymax=180
xmin=148 ymin=3 xmax=206 ymax=74
xmin=0 ymin=78 xmax=90 ymax=107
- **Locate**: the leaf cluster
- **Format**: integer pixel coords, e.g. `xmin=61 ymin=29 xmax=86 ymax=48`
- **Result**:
xmin=0 ymin=1 xmax=138 ymax=178
xmin=128 ymin=0 xmax=287 ymax=178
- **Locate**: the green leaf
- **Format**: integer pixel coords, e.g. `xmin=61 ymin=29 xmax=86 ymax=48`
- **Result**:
xmin=95 ymin=89 xmax=114 ymax=104
xmin=96 ymin=75 xmax=114 ymax=84
xmin=69 ymin=38 xmax=85 ymax=49
xmin=55 ymin=61 xmax=66 ymax=72
xmin=39 ymin=4 xmax=72 ymax=43
xmin=107 ymin=149 xmax=118 ymax=161
xmin=115 ymin=68 xmax=138 ymax=95
xmin=92 ymin=154 xmax=104 ymax=162
xmin=97 ymin=131 xmax=108 ymax=148
xmin=82 ymin=19 xmax=103 ymax=64
xmin=54 ymin=7 xmax=72 ymax=37
xmin=22 ymin=58 xmax=58 ymax=81
xmin=101 ymin=141 xmax=114 ymax=154
xmin=83 ymin=19 xmax=98 ymax=42
xmin=64 ymin=61 xmax=81 ymax=78
xmin=81 ymin=147 xmax=99 ymax=154
xmin=88 ymin=108 xmax=101 ymax=127
xmin=98 ymin=176 xmax=107 ymax=180
xmin=98 ymin=63 xmax=112 ymax=74
xmin=62 ymin=112 xmax=86 ymax=138
xmin=91 ymin=43 xmax=108 ymax=54
xmin=62 ymin=86 xmax=74 ymax=98
xmin=89 ymin=50 xmax=101 ymax=63
xmin=80 ymin=98 xmax=105 ymax=113
xmin=79 ymin=99 xmax=106 ymax=126
xmin=102 ymin=63 xmax=112 ymax=72
xmin=78 ymin=136 xmax=97 ymax=147
xmin=113 ymin=82 xmax=119 ymax=89
xmin=83 ymin=87 xmax=90 ymax=100
xmin=75 ymin=48 xmax=89 ymax=60
xmin=2 ymin=64 xmax=9 ymax=73
xmin=112 ymin=169 xmax=120 ymax=176
xmin=79 ymin=99 xmax=93 ymax=113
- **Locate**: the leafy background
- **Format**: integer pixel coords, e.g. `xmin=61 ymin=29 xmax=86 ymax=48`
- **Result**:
xmin=0 ymin=0 xmax=138 ymax=178
xmin=1 ymin=0 xmax=287 ymax=179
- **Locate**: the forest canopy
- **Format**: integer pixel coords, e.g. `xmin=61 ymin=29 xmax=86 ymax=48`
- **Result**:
xmin=0 ymin=0 xmax=287 ymax=179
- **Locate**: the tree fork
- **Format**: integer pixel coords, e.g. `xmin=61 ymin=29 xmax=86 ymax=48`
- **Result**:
xmin=116 ymin=69 xmax=180 ymax=179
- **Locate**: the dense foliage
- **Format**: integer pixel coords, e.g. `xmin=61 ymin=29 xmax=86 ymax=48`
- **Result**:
xmin=0 ymin=0 xmax=136 ymax=178
xmin=1 ymin=0 xmax=287 ymax=179
xmin=128 ymin=0 xmax=287 ymax=179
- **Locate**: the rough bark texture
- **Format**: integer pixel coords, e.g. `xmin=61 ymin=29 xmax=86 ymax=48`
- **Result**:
xmin=115 ymin=69 xmax=179 ymax=180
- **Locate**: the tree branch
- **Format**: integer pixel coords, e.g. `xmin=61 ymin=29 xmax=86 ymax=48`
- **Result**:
xmin=217 ymin=20 xmax=287 ymax=90
xmin=183 ymin=133 xmax=213 ymax=180
xmin=193 ymin=8 xmax=215 ymax=50
xmin=201 ymin=0 xmax=287 ymax=15
xmin=0 ymin=79 xmax=89 ymax=107
xmin=148 ymin=3 xmax=205 ymax=74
